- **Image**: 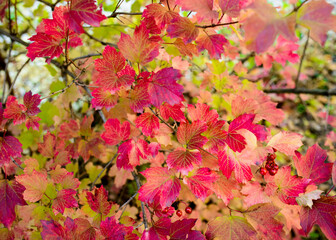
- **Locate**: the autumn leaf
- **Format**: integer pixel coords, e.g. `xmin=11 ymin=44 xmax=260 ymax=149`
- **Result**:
xmin=135 ymin=112 xmax=160 ymax=137
xmin=188 ymin=103 xmax=219 ymax=125
xmin=160 ymin=103 xmax=186 ymax=122
xmin=118 ymin=23 xmax=161 ymax=65
xmin=169 ymin=219 xmax=197 ymax=240
xmin=0 ymin=135 xmax=22 ymax=166
xmin=86 ymin=186 xmax=111 ymax=216
xmin=267 ymin=131 xmax=302 ymax=156
xmin=167 ymin=16 xmax=199 ymax=43
xmin=101 ymin=118 xmax=130 ymax=146
xmin=142 ymin=217 xmax=171 ymax=240
xmin=175 ymin=0 xmax=218 ymax=21
xmin=0 ymin=180 xmax=26 ymax=227
xmin=143 ymin=3 xmax=179 ymax=29
xmin=219 ymin=0 xmax=243 ymax=18
xmin=128 ymin=85 xmax=151 ymax=113
xmin=183 ymin=168 xmax=218 ymax=201
xmin=100 ymin=216 xmax=132 ymax=240
xmin=16 ymin=170 xmax=48 ymax=202
xmin=206 ymin=215 xmax=257 ymax=240
xmin=91 ymin=88 xmax=118 ymax=110
xmin=177 ymin=121 xmax=207 ymax=149
xmin=293 ymin=144 xmax=332 ymax=185
xmin=296 ymin=190 xmax=323 ymax=208
xmin=196 ymin=34 xmax=228 ymax=59
xmin=297 ymin=0 xmax=336 ymax=45
xmin=211 ymin=173 xmax=240 ymax=205
xmin=139 ymin=167 xmax=181 ymax=207
xmin=52 ymin=189 xmax=78 ymax=214
xmin=265 ymin=166 xmax=310 ymax=205
xmin=167 ymin=148 xmax=202 ymax=175
xmin=300 ymin=196 xmax=336 ymax=239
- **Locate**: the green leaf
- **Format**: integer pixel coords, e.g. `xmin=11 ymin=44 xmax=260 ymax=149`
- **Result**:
xmin=38 ymin=102 xmax=60 ymax=126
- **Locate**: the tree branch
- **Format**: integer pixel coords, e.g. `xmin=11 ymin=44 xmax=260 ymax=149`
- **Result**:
xmin=72 ymin=53 xmax=102 ymax=61
xmin=295 ymin=30 xmax=309 ymax=88
xmin=0 ymin=29 xmax=29 ymax=46
xmin=195 ymin=21 xmax=239 ymax=29
xmin=263 ymin=88 xmax=336 ymax=96
xmin=109 ymin=12 xmax=143 ymax=18
xmin=132 ymin=171 xmax=148 ymax=230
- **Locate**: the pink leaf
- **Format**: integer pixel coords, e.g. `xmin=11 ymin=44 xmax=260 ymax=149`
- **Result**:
xmin=176 ymin=0 xmax=218 ymax=21
xmin=16 ymin=170 xmax=48 ymax=202
xmin=167 ymin=148 xmax=202 ymax=175
xmin=267 ymin=131 xmax=303 ymax=156
xmin=169 ymin=219 xmax=197 ymax=239
xmin=101 ymin=118 xmax=130 ymax=146
xmin=100 ymin=216 xmax=131 ymax=240
xmin=86 ymin=186 xmax=111 ymax=215
xmin=177 ymin=121 xmax=207 ymax=149
xmin=196 ymin=34 xmax=228 ymax=59
xmin=167 ymin=17 xmax=199 ymax=43
xmin=135 ymin=113 xmax=160 ymax=137
xmin=0 ymin=135 xmax=22 ymax=166
xmin=52 ymin=189 xmax=78 ymax=214
xmin=160 ymin=103 xmax=186 ymax=122
xmin=91 ymin=88 xmax=118 ymax=110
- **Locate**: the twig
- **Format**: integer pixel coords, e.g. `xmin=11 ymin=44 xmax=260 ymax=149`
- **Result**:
xmin=90 ymin=151 xmax=118 ymax=190
xmin=0 ymin=29 xmax=29 ymax=46
xmin=2 ymin=41 xmax=13 ymax=103
xmin=149 ymin=107 xmax=176 ymax=132
xmin=195 ymin=21 xmax=239 ymax=29
xmin=117 ymin=191 xmax=138 ymax=213
xmin=37 ymin=0 xmax=54 ymax=8
xmin=263 ymin=88 xmax=336 ymax=96
xmin=11 ymin=157 xmax=24 ymax=170
xmin=132 ymin=171 xmax=148 ymax=230
xmin=84 ymin=31 xmax=118 ymax=48
xmin=72 ymin=53 xmax=102 ymax=61
xmin=295 ymin=30 xmax=310 ymax=88
xmin=109 ymin=12 xmax=143 ymax=18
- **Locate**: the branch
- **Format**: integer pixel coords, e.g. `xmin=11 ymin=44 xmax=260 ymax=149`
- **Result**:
xmin=109 ymin=12 xmax=143 ymax=18
xmin=11 ymin=157 xmax=24 ymax=170
xmin=116 ymin=191 xmax=138 ymax=213
xmin=195 ymin=21 xmax=239 ymax=29
xmin=295 ymin=30 xmax=310 ymax=88
xmin=2 ymin=41 xmax=13 ymax=103
xmin=72 ymin=53 xmax=102 ymax=61
xmin=263 ymin=88 xmax=336 ymax=96
xmin=132 ymin=171 xmax=148 ymax=230
xmin=84 ymin=31 xmax=118 ymax=48
xmin=0 ymin=29 xmax=29 ymax=46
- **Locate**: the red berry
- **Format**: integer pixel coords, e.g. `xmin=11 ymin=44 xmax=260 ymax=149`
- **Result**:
xmin=273 ymin=164 xmax=279 ymax=171
xmin=185 ymin=206 xmax=192 ymax=214
xmin=176 ymin=210 xmax=183 ymax=217
xmin=269 ymin=154 xmax=276 ymax=160
xmin=272 ymin=148 xmax=277 ymax=152
xmin=161 ymin=207 xmax=169 ymax=214
xmin=260 ymin=167 xmax=267 ymax=176
xmin=265 ymin=163 xmax=274 ymax=171
xmin=269 ymin=168 xmax=278 ymax=176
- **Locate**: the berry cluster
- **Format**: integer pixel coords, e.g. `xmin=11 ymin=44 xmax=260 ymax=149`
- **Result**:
xmin=260 ymin=151 xmax=279 ymax=176
xmin=161 ymin=206 xmax=192 ymax=217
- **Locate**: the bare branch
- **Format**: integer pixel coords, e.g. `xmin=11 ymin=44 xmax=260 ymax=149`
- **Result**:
xmin=72 ymin=53 xmax=102 ymax=61
xmin=109 ymin=12 xmax=143 ymax=18
xmin=0 ymin=29 xmax=29 ymax=46
xmin=263 ymin=88 xmax=336 ymax=96
xmin=2 ymin=41 xmax=13 ymax=103
xmin=295 ymin=30 xmax=310 ymax=88
xmin=132 ymin=171 xmax=148 ymax=230
xmin=195 ymin=21 xmax=239 ymax=29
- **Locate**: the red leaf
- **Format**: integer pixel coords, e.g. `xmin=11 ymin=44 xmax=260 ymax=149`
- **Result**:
xmin=143 ymin=3 xmax=179 ymax=29
xmin=116 ymin=138 xmax=149 ymax=170
xmin=118 ymin=23 xmax=160 ymax=65
xmin=65 ymin=0 xmax=106 ymax=33
xmin=0 ymin=135 xmax=22 ymax=166
xmin=188 ymin=103 xmax=218 ymax=125
xmin=52 ymin=189 xmax=78 ymax=214
xmin=196 ymin=34 xmax=228 ymax=59
xmin=219 ymin=0 xmax=243 ymax=18
xmin=206 ymin=215 xmax=257 ymax=240
xmin=293 ymin=144 xmax=332 ymax=185
xmin=297 ymin=0 xmax=336 ymax=45
xmin=0 ymin=180 xmax=26 ymax=227
xmin=38 ymin=132 xmax=56 ymax=158
xmin=177 ymin=121 xmax=207 ymax=149
xmin=41 ymin=220 xmax=66 ymax=240
xmin=211 ymin=173 xmax=240 ymax=205
xmin=167 ymin=16 xmax=199 ymax=43
xmin=167 ymin=148 xmax=202 ymax=175
xmin=267 ymin=131 xmax=302 ymax=156
xmin=95 ymin=46 xmax=135 ymax=91
xmin=91 ymin=88 xmax=118 ymax=110
xmin=203 ymin=120 xmax=227 ymax=152
xmin=135 ymin=113 xmax=160 ymax=137
xmin=219 ymin=150 xmax=253 ymax=183
xmin=300 ymin=196 xmax=336 ymax=239
xmin=100 ymin=216 xmax=131 ymax=240
xmin=332 ymin=162 xmax=336 ymax=186
xmin=139 ymin=167 xmax=181 ymax=207
xmin=169 ymin=219 xmax=197 ymax=240
xmin=160 ymin=103 xmax=186 ymax=122
xmin=128 ymin=85 xmax=151 ymax=113
xmin=183 ymin=168 xmax=218 ymax=201
xmin=265 ymin=166 xmax=310 ymax=205
xmin=101 ymin=118 xmax=130 ymax=146
xmin=147 ymin=68 xmax=184 ymax=107
xmin=142 ymin=217 xmax=171 ymax=240
xmin=86 ymin=186 xmax=111 ymax=215
xmin=16 ymin=170 xmax=48 ymax=202
xmin=176 ymin=0 xmax=218 ymax=21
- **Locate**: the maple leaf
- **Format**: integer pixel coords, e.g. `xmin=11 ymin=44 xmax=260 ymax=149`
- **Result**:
xmin=265 ymin=166 xmax=310 ymax=205
xmin=118 ymin=23 xmax=161 ymax=65
xmin=138 ymin=167 xmax=181 ymax=207
xmin=188 ymin=103 xmax=219 ymax=125
xmin=64 ymin=0 xmax=106 ymax=33
xmin=267 ymin=131 xmax=302 ymax=156
xmin=52 ymin=189 xmax=78 ymax=214
xmin=202 ymin=120 xmax=227 ymax=152
xmin=219 ymin=0 xmax=242 ymax=18
xmin=177 ymin=121 xmax=207 ymax=149
xmin=187 ymin=231 xmax=206 ymax=240
xmin=183 ymin=168 xmax=218 ymax=201
xmin=206 ymin=215 xmax=257 ymax=240
xmin=0 ymin=135 xmax=22 ymax=166
xmin=146 ymin=68 xmax=184 ymax=107
xmin=116 ymin=138 xmax=149 ymax=170
xmin=173 ymin=38 xmax=198 ymax=57
xmin=128 ymin=85 xmax=151 ymax=113
xmin=300 ymin=196 xmax=336 ymax=239
xmin=175 ymin=0 xmax=218 ymax=21
xmin=50 ymin=166 xmax=80 ymax=190
xmin=296 ymin=190 xmax=323 ymax=208
xmin=101 ymin=118 xmax=130 ymax=146
xmin=91 ymin=88 xmax=118 ymax=110
xmin=86 ymin=185 xmax=111 ymax=216
xmin=135 ymin=113 xmax=160 ymax=137
xmin=160 ymin=103 xmax=186 ymax=122
xmin=219 ymin=149 xmax=253 ymax=183
xmin=211 ymin=173 xmax=239 ymax=205
xmin=167 ymin=16 xmax=199 ymax=43
xmin=0 ymin=180 xmax=26 ymax=227
xmin=293 ymin=144 xmax=332 ymax=185
xmin=4 ymin=91 xmax=41 ymax=130
xmin=95 ymin=46 xmax=135 ymax=91
xmin=241 ymin=181 xmax=271 ymax=208
xmin=297 ymin=0 xmax=336 ymax=45
xmin=169 ymin=219 xmax=197 ymax=240
xmin=244 ymin=203 xmax=283 ymax=240
xmin=142 ymin=217 xmax=171 ymax=240
xmin=16 ymin=170 xmax=48 ymax=202
xmin=41 ymin=220 xmax=66 ymax=240
xmin=167 ymin=148 xmax=202 ymax=175
xmin=38 ymin=132 xmax=56 ymax=158
xmin=143 ymin=3 xmax=180 ymax=29
xmin=196 ymin=34 xmax=228 ymax=59
xmin=243 ymin=0 xmax=297 ymax=53
xmin=100 ymin=216 xmax=132 ymax=240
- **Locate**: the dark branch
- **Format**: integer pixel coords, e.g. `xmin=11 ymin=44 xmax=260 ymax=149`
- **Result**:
xmin=132 ymin=171 xmax=148 ymax=230
xmin=195 ymin=21 xmax=239 ymax=29
xmin=72 ymin=53 xmax=102 ymax=61
xmin=264 ymin=88 xmax=336 ymax=96
xmin=109 ymin=12 xmax=143 ymax=18
xmin=295 ymin=30 xmax=309 ymax=88
xmin=0 ymin=29 xmax=29 ymax=46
